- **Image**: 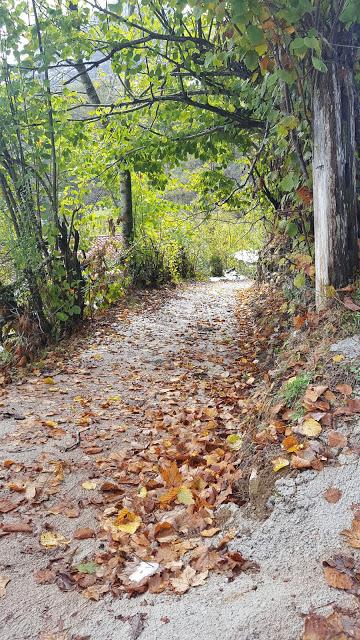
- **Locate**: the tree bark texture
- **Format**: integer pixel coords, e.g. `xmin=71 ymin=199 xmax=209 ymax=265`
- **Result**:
xmin=313 ymin=58 xmax=358 ymax=309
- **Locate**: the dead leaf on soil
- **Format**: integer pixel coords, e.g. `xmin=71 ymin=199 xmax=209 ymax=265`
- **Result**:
xmin=81 ymin=480 xmax=97 ymax=490
xmin=341 ymin=518 xmax=360 ymax=549
xmin=304 ymin=385 xmax=328 ymax=404
xmin=336 ymin=384 xmax=352 ymax=396
xmin=0 ymin=576 xmax=10 ymax=598
xmin=324 ymin=487 xmax=342 ymax=504
xmin=40 ymin=531 xmax=70 ymax=548
xmin=160 ymin=461 xmax=183 ymax=488
xmin=323 ymin=566 xmax=353 ymax=590
xmin=296 ymin=418 xmax=322 ymax=438
xmin=343 ymin=296 xmax=360 ymax=311
xmin=73 ymin=528 xmax=95 ymax=540
xmin=272 ymin=456 xmax=290 ymax=472
xmin=327 ymin=430 xmax=347 ymax=448
xmin=0 ymin=499 xmax=19 ymax=513
xmin=2 ymin=522 xmax=33 ymax=533
xmin=113 ymin=508 xmax=141 ymax=534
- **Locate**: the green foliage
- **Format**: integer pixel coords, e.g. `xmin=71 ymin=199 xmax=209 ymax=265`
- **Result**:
xmin=282 ymin=373 xmax=311 ymax=406
xmin=0 ymin=0 xmax=357 ymax=358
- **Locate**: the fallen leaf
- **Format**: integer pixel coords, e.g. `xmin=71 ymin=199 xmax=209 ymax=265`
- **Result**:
xmin=341 ymin=518 xmax=360 ymax=549
xmin=177 ymin=486 xmax=194 ymax=505
xmin=81 ymin=481 xmax=97 ymax=490
xmin=336 ymin=384 xmax=352 ymax=396
xmin=159 ymin=487 xmax=179 ymax=505
xmin=0 ymin=499 xmax=19 ymax=513
xmin=82 ymin=584 xmax=109 ymax=600
xmin=226 ymin=434 xmax=243 ymax=451
xmin=297 ymin=418 xmax=322 ymax=437
xmin=201 ymin=527 xmax=220 ymax=538
xmin=73 ymin=528 xmax=95 ymax=540
xmin=44 ymin=420 xmax=58 ymax=428
xmin=282 ymin=435 xmax=301 ymax=453
xmin=324 ymin=488 xmax=342 ymax=504
xmin=291 ymin=455 xmax=312 ymax=470
xmin=303 ymin=608 xmax=360 ymax=640
xmin=33 ymin=569 xmax=56 ymax=584
xmin=154 ymin=522 xmax=177 ymax=543
xmin=0 ymin=576 xmax=10 ymax=598
xmin=2 ymin=522 xmax=33 ymax=533
xmin=170 ymin=566 xmax=197 ymax=594
xmin=323 ymin=566 xmax=353 ymax=590
xmin=43 ymin=377 xmax=55 ymax=385
xmin=272 ymin=456 xmax=290 ymax=472
xmin=40 ymin=531 xmax=70 ymax=548
xmin=343 ymin=296 xmax=360 ymax=311
xmin=76 ymin=562 xmax=99 ymax=575
xmin=160 ymin=461 xmax=183 ymax=488
xmin=83 ymin=447 xmax=103 ymax=455
xmin=327 ymin=430 xmax=347 ymax=448
xmin=113 ymin=508 xmax=141 ymax=534
xmin=304 ymin=385 xmax=328 ymax=403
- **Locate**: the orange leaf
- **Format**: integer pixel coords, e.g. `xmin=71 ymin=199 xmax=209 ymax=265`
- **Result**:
xmin=323 ymin=566 xmax=353 ymax=590
xmin=324 ymin=487 xmax=342 ymax=504
xmin=160 ymin=461 xmax=183 ymax=488
xmin=159 ymin=487 xmax=179 ymax=506
xmin=341 ymin=519 xmax=360 ymax=549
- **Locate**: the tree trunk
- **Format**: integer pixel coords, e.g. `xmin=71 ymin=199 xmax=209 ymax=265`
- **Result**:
xmin=312 ymin=59 xmax=358 ymax=310
xmin=73 ymin=61 xmax=134 ymax=247
xmin=119 ymin=168 xmax=134 ymax=246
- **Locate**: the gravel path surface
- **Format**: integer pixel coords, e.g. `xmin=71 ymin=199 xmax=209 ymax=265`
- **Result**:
xmin=0 ymin=281 xmax=359 ymax=640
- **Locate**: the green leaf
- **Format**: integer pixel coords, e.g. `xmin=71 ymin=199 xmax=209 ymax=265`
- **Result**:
xmin=286 ymin=222 xmax=298 ymax=238
xmin=56 ymin=311 xmax=68 ymax=322
xmin=247 ymin=25 xmax=264 ymax=46
xmin=70 ymin=305 xmax=81 ymax=315
xmin=76 ymin=562 xmax=99 ymax=574
xmin=312 ymin=56 xmax=327 ymax=72
xmin=294 ymin=273 xmax=306 ymax=289
xmin=226 ymin=433 xmax=243 ymax=451
xmin=244 ymin=50 xmax=259 ymax=71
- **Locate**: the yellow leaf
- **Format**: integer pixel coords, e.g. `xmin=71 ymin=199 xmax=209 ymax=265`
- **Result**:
xmin=43 ymin=377 xmax=55 ymax=385
xmin=177 ymin=486 xmax=194 ymax=505
xmin=272 ymin=456 xmax=290 ymax=472
xmin=255 ymin=43 xmax=267 ymax=56
xmin=138 ymin=486 xmax=147 ymax=498
xmin=297 ymin=418 xmax=322 ymax=437
xmin=201 ymin=527 xmax=220 ymax=538
xmin=226 ymin=434 xmax=243 ymax=451
xmin=333 ymin=354 xmax=345 ymax=363
xmin=82 ymin=480 xmax=97 ymax=490
xmin=44 ymin=420 xmax=58 ymax=428
xmin=114 ymin=508 xmax=141 ymax=534
xmin=40 ymin=531 xmax=69 ymax=548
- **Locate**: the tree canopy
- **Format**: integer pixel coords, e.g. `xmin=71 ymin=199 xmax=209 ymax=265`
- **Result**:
xmin=0 ymin=0 xmax=359 ymax=357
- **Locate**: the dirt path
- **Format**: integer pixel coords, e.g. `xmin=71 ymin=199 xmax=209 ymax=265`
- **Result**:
xmin=0 ymin=281 xmax=359 ymax=640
